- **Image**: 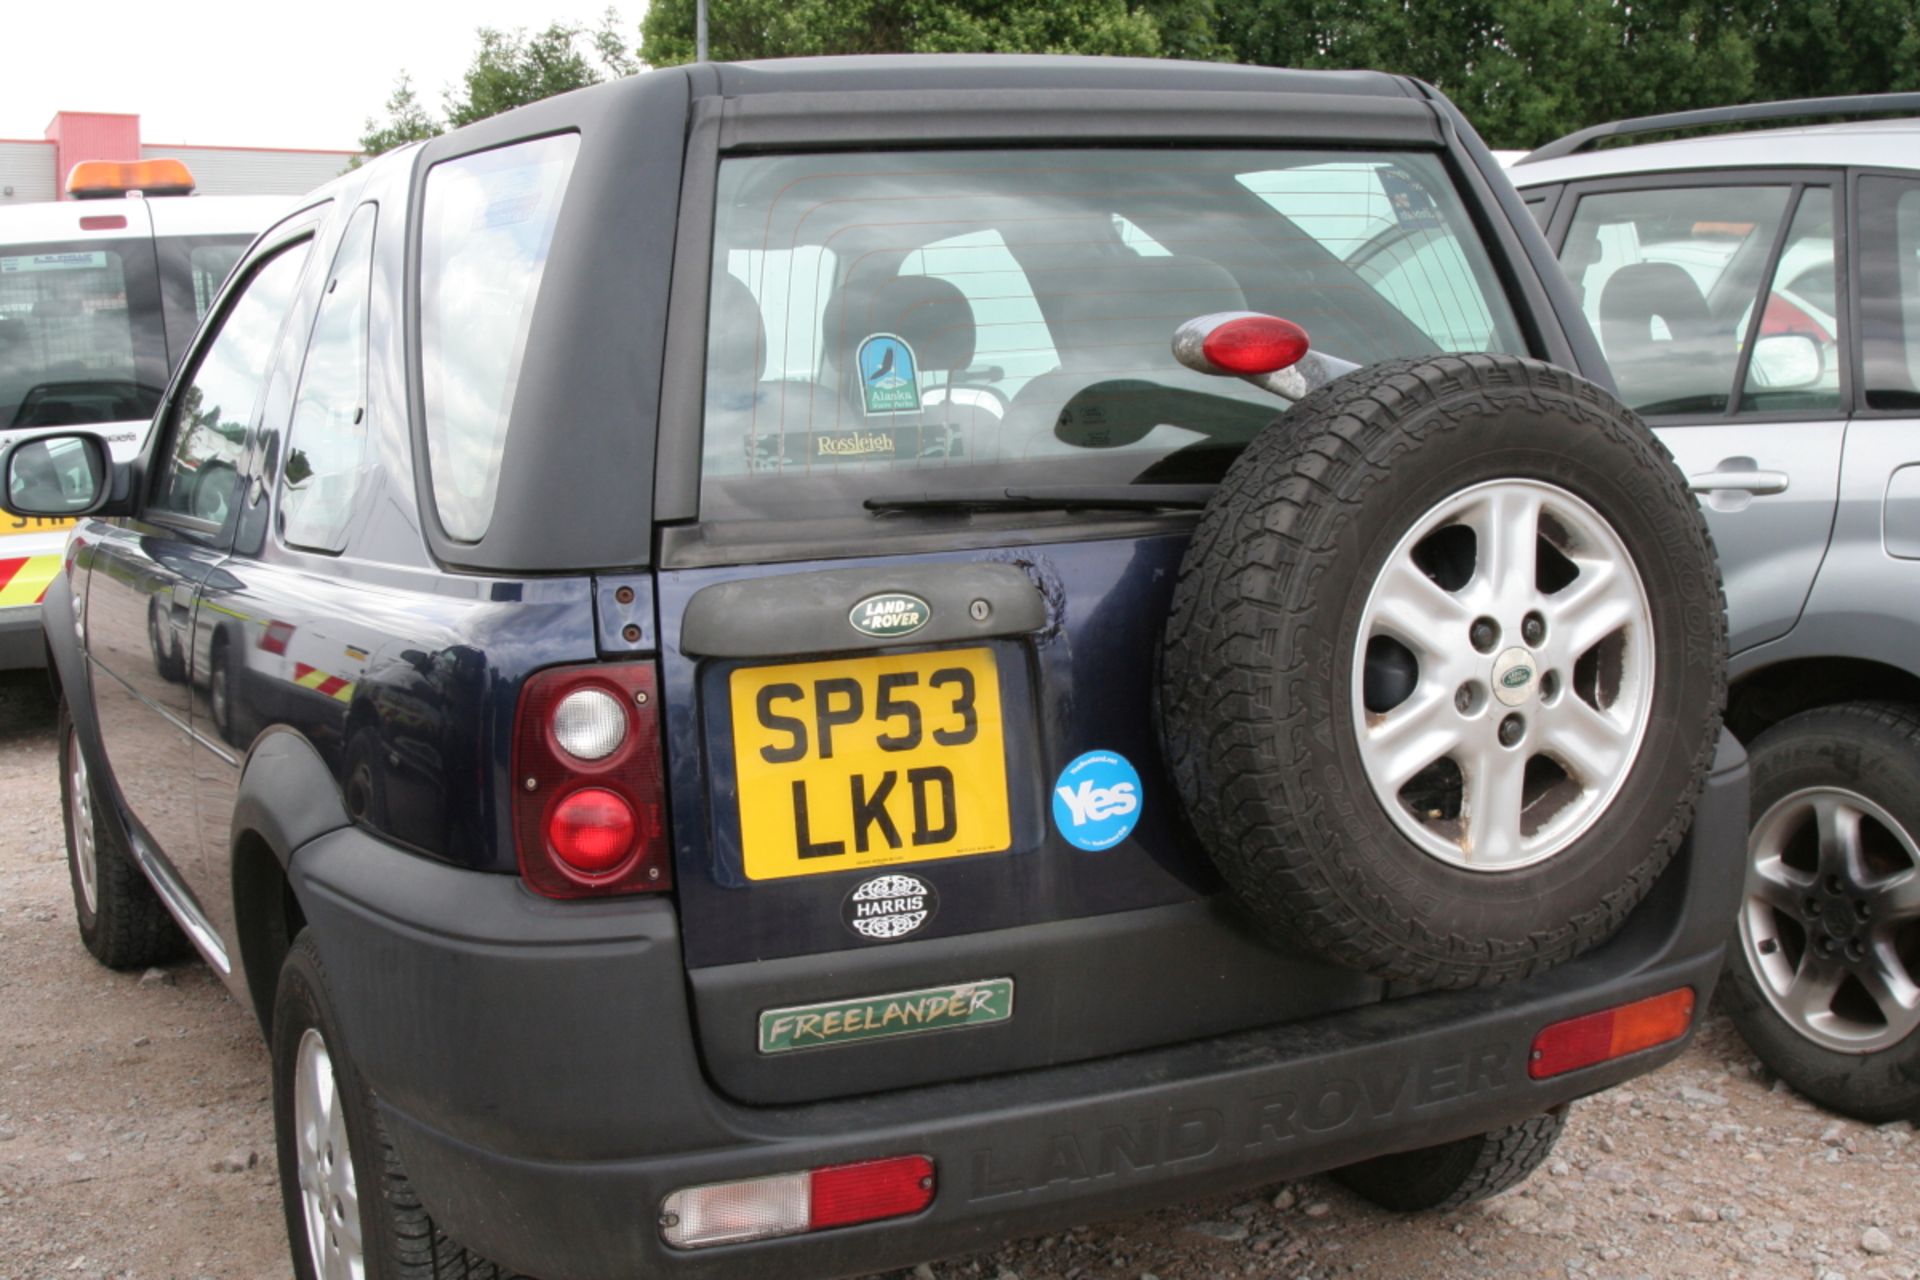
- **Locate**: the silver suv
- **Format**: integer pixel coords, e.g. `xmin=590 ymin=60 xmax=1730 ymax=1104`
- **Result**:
xmin=1512 ymin=94 xmax=1920 ymax=1122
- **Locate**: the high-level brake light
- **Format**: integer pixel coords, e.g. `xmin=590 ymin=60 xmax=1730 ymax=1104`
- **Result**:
xmin=661 ymin=1156 xmax=936 ymax=1249
xmin=1171 ymin=310 xmax=1360 ymax=404
xmin=1529 ymin=988 xmax=1695 ymax=1079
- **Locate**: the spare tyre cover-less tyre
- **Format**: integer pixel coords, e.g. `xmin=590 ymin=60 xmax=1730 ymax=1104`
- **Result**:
xmin=1161 ymin=355 xmax=1726 ymax=988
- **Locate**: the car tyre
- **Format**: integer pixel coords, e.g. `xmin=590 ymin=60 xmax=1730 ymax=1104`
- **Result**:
xmin=1332 ymin=1106 xmax=1568 ymax=1210
xmin=58 ymin=700 xmax=188 ymax=969
xmin=1721 ymin=702 xmax=1920 ymax=1122
xmin=272 ymin=932 xmax=530 ymax=1280
xmin=1161 ymin=354 xmax=1726 ymax=987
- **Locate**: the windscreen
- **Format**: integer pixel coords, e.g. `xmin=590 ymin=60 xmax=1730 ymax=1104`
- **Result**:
xmin=701 ymin=148 xmax=1525 ymax=523
xmin=0 ymin=241 xmax=162 ymax=430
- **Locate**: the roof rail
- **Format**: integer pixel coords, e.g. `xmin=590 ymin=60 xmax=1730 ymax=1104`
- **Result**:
xmin=1516 ymin=92 xmax=1920 ymax=165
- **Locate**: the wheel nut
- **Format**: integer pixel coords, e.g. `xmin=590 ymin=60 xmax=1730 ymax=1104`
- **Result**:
xmin=1498 ymin=714 xmax=1524 ymax=747
xmin=1817 ymin=936 xmax=1837 ymax=956
xmin=1470 ymin=617 xmax=1500 ymax=653
xmin=1455 ymin=683 xmax=1474 ymax=713
xmin=1522 ymin=611 xmax=1546 ymax=645
xmin=1846 ymin=940 xmax=1866 ymax=962
xmin=1806 ymin=898 xmax=1822 ymax=916
xmin=1855 ymin=899 xmax=1870 ymax=920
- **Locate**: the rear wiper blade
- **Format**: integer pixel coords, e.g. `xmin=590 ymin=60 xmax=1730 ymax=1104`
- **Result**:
xmin=864 ymin=484 xmax=1215 ymax=514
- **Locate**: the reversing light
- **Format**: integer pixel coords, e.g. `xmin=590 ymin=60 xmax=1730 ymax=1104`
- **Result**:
xmin=553 ymin=687 xmax=627 ymax=760
xmin=1200 ymin=314 xmax=1312 ymax=375
xmin=661 ymin=1156 xmax=935 ymax=1249
xmin=1529 ymin=988 xmax=1695 ymax=1079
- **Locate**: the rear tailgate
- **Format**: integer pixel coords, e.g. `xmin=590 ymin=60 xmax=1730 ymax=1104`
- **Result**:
xmin=657 ymin=539 xmax=1383 ymax=1105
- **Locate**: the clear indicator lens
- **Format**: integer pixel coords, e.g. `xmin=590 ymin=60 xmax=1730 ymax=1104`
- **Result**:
xmin=663 ymin=1173 xmax=810 ymax=1248
xmin=553 ymin=687 xmax=627 ymax=760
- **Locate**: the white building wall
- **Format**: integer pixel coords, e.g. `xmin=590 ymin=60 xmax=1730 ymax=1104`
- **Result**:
xmin=0 ymin=141 xmax=57 ymax=205
xmin=142 ymin=145 xmax=355 ymax=197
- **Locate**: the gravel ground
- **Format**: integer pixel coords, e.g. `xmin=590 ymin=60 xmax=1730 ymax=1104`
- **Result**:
xmin=2 ymin=669 xmax=1918 ymax=1280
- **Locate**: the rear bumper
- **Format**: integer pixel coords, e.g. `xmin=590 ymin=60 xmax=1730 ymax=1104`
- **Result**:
xmin=289 ymin=734 xmax=1748 ymax=1280
xmin=0 ymin=608 xmax=45 ymax=670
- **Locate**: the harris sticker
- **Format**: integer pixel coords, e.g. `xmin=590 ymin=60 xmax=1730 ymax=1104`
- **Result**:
xmin=1051 ymin=750 xmax=1142 ymax=851
xmin=857 ymin=333 xmax=921 ymax=415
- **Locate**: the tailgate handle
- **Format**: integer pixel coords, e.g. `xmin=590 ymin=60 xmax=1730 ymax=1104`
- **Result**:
xmin=681 ymin=563 xmax=1048 ymax=658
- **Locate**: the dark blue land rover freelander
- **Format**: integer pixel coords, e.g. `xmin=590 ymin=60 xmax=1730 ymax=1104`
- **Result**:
xmin=4 ymin=57 xmax=1742 ymax=1280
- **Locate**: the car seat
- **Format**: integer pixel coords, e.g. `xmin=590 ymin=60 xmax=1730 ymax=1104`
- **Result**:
xmin=1597 ymin=262 xmax=1736 ymax=410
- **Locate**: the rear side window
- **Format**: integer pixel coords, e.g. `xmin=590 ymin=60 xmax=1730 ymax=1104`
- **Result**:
xmin=420 ymin=133 xmax=579 ymax=542
xmin=280 ymin=204 xmax=377 ymax=552
xmin=0 ymin=244 xmax=159 ymax=430
xmin=700 ymin=148 xmax=1523 ymax=522
xmin=1858 ymin=177 xmax=1920 ymax=410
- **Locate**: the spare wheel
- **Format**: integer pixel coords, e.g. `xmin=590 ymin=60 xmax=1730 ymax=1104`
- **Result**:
xmin=1159 ymin=354 xmax=1726 ymax=988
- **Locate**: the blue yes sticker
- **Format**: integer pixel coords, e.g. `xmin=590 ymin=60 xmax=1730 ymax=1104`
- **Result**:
xmin=1051 ymin=750 xmax=1142 ymax=851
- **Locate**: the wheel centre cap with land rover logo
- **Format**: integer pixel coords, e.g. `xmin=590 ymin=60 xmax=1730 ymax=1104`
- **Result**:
xmin=1492 ymin=646 xmax=1538 ymax=707
xmin=843 ymin=873 xmax=938 ymax=941
xmin=849 ymin=592 xmax=930 ymax=639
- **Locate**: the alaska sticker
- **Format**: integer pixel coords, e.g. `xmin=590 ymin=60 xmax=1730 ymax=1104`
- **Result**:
xmin=857 ymin=333 xmax=920 ymax=415
xmin=843 ymin=872 xmax=939 ymax=941
xmin=1052 ymin=750 xmax=1142 ymax=851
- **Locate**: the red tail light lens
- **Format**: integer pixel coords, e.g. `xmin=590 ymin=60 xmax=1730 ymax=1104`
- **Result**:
xmin=1200 ymin=314 xmax=1311 ymax=374
xmin=808 ymin=1156 xmax=935 ymax=1230
xmin=547 ymin=787 xmax=637 ymax=873
xmin=1529 ymin=988 xmax=1695 ymax=1079
xmin=512 ymin=662 xmax=670 ymax=898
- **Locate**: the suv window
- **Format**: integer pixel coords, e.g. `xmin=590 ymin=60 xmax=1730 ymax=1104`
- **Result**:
xmin=280 ymin=205 xmax=377 ymax=553
xmin=0 ymin=243 xmax=156 ymax=430
xmin=701 ymin=148 xmax=1524 ymax=521
xmin=1557 ymin=184 xmax=1840 ymax=415
xmin=1859 ymin=176 xmax=1920 ymax=411
xmin=153 ymin=244 xmax=310 ymax=529
xmin=420 ymin=133 xmax=579 ymax=542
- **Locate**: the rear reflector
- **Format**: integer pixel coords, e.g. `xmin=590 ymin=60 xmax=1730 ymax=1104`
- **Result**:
xmin=662 ymin=1156 xmax=934 ymax=1249
xmin=1529 ymin=988 xmax=1695 ymax=1079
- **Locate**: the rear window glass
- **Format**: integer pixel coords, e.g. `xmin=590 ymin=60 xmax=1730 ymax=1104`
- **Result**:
xmin=0 ymin=245 xmax=157 ymax=430
xmin=420 ymin=133 xmax=579 ymax=542
xmin=701 ymin=149 xmax=1523 ymax=523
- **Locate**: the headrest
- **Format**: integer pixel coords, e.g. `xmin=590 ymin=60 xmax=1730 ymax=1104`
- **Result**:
xmin=1047 ymin=256 xmax=1247 ymax=371
xmin=824 ymin=274 xmax=976 ymax=373
xmin=709 ymin=273 xmax=768 ymax=384
xmin=1599 ymin=262 xmax=1715 ymax=350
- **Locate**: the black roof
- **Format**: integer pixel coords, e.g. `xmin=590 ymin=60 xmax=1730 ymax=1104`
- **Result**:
xmin=695 ymin=54 xmax=1417 ymax=101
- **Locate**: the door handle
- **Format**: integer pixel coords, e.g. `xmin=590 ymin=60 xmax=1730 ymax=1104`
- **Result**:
xmin=1688 ymin=464 xmax=1789 ymax=496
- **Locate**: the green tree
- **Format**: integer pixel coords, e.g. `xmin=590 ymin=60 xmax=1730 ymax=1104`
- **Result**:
xmin=638 ymin=0 xmax=1192 ymax=65
xmin=358 ymin=9 xmax=638 ymax=158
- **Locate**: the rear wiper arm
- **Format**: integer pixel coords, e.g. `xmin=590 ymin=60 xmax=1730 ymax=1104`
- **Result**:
xmin=864 ymin=484 xmax=1214 ymax=514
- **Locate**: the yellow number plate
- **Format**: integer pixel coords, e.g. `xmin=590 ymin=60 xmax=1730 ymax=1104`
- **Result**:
xmin=730 ymin=647 xmax=1011 ymax=881
xmin=2 ymin=516 xmax=76 ymax=538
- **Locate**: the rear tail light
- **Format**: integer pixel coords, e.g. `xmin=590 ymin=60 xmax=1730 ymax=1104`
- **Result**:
xmin=1529 ymin=987 xmax=1695 ymax=1079
xmin=512 ymin=662 xmax=670 ymax=898
xmin=661 ymin=1156 xmax=935 ymax=1249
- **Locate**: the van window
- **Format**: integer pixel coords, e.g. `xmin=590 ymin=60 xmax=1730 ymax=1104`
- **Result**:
xmin=420 ymin=133 xmax=579 ymax=542
xmin=0 ymin=244 xmax=160 ymax=430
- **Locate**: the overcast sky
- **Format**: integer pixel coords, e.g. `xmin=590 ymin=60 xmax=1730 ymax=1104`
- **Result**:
xmin=0 ymin=0 xmax=639 ymax=152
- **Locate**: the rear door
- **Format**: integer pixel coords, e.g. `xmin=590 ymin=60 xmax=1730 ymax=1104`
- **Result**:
xmin=1545 ymin=172 xmax=1847 ymax=654
xmin=656 ymin=142 xmax=1539 ymax=1105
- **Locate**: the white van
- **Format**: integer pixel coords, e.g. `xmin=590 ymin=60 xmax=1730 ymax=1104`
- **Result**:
xmin=0 ymin=160 xmax=283 ymax=668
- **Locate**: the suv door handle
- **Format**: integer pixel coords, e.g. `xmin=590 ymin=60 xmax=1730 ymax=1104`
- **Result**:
xmin=1688 ymin=462 xmax=1789 ymax=496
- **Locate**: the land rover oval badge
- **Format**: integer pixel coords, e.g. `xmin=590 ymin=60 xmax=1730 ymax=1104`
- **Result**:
xmin=843 ymin=873 xmax=938 ymax=941
xmin=849 ymin=592 xmax=930 ymax=639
